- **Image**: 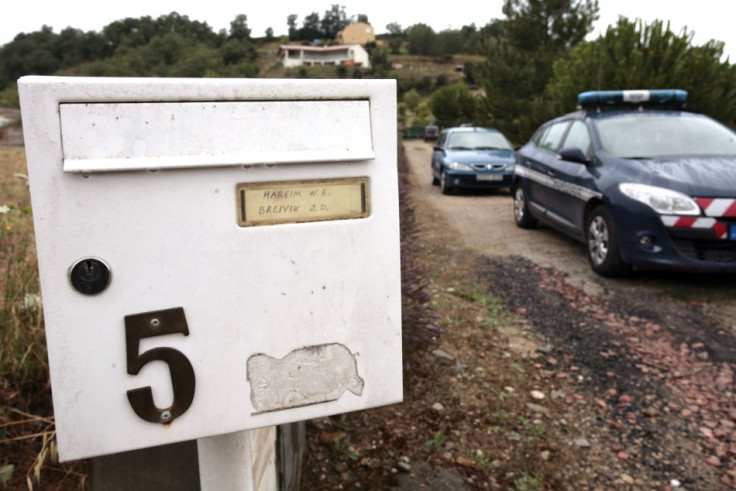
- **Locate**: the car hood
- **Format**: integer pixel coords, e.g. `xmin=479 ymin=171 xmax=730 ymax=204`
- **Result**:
xmin=631 ymin=156 xmax=736 ymax=197
xmin=446 ymin=149 xmax=515 ymax=162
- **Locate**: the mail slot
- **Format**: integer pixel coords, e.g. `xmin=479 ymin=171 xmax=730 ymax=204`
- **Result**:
xmin=60 ymin=100 xmax=375 ymax=172
xmin=19 ymin=76 xmax=402 ymax=461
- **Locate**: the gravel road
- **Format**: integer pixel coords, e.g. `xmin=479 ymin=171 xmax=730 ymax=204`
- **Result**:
xmin=403 ymin=140 xmax=736 ymax=330
xmin=403 ymin=139 xmax=736 ymax=489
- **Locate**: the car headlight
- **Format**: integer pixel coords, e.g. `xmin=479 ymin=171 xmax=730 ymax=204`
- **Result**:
xmin=506 ymin=164 xmax=515 ymax=172
xmin=448 ymin=162 xmax=473 ymax=171
xmin=619 ymin=183 xmax=700 ymax=215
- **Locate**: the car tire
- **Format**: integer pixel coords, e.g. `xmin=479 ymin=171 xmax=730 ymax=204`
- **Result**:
xmin=585 ymin=205 xmax=631 ymax=277
xmin=432 ymin=173 xmax=439 ymax=186
xmin=513 ymin=183 xmax=537 ymax=229
xmin=440 ymin=170 xmax=453 ymax=195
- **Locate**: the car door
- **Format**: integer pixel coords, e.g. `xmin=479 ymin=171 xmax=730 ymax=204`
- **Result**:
xmin=431 ymin=131 xmax=448 ymax=180
xmin=519 ymin=121 xmax=571 ymax=215
xmin=544 ymin=120 xmax=595 ymax=235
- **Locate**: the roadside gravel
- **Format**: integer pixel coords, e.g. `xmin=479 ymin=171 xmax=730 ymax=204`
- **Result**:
xmin=300 ymin=141 xmax=736 ymax=490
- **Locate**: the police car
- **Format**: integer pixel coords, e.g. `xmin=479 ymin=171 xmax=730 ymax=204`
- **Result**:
xmin=512 ymin=89 xmax=736 ymax=276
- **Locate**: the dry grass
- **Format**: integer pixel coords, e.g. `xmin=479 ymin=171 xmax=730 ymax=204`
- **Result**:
xmin=0 ymin=146 xmax=86 ymax=489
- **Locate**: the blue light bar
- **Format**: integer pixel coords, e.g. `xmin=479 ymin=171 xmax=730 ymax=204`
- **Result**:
xmin=578 ymin=89 xmax=688 ymax=107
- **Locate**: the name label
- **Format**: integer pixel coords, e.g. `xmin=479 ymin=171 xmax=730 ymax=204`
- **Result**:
xmin=237 ymin=177 xmax=370 ymax=227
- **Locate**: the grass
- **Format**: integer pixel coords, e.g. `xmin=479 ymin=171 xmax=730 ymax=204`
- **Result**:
xmin=0 ymin=149 xmax=47 ymax=399
xmin=450 ymin=285 xmax=516 ymax=328
xmin=0 ymin=147 xmax=86 ymax=488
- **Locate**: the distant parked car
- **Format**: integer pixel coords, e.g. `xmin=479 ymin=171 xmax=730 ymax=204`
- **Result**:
xmin=424 ymin=125 xmax=440 ymax=142
xmin=431 ymin=126 xmax=515 ymax=194
xmin=513 ymin=89 xmax=736 ymax=276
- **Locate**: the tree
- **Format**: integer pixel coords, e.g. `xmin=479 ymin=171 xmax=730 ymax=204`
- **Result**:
xmin=228 ymin=14 xmax=251 ymax=42
xmin=386 ymin=23 xmax=403 ymax=37
xmin=403 ymin=89 xmax=421 ymax=111
xmin=301 ymin=12 xmax=322 ymax=41
xmin=428 ymin=83 xmax=479 ymax=127
xmin=287 ymin=14 xmax=299 ymax=40
xmin=0 ymin=26 xmax=62 ymax=89
xmin=477 ymin=0 xmax=600 ymax=141
xmin=545 ymin=18 xmax=736 ymax=127
xmin=320 ymin=4 xmax=349 ymax=39
xmin=434 ymin=29 xmax=465 ymax=58
xmin=406 ymin=24 xmax=436 ymax=56
xmin=367 ymin=45 xmax=393 ymax=77
xmin=502 ymin=0 xmax=599 ymax=51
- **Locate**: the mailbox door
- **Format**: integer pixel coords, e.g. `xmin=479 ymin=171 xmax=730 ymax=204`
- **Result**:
xmin=19 ymin=77 xmax=402 ymax=461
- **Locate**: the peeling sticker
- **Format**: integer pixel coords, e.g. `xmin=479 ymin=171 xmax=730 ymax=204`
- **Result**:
xmin=247 ymin=343 xmax=364 ymax=414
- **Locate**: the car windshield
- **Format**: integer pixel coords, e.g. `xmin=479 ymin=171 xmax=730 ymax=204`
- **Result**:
xmin=594 ymin=113 xmax=736 ymax=158
xmin=447 ymin=131 xmax=512 ymax=150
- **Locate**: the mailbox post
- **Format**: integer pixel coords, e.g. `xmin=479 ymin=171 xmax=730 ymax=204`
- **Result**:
xmin=19 ymin=77 xmax=402 ymax=488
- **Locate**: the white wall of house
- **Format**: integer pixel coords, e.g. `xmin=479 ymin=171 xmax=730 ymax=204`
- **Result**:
xmin=279 ymin=45 xmax=370 ymax=69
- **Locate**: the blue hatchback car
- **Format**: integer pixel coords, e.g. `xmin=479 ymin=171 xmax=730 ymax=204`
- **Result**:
xmin=431 ymin=127 xmax=515 ymax=194
xmin=513 ymin=89 xmax=736 ymax=276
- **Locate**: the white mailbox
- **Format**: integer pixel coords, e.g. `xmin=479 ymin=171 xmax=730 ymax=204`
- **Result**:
xmin=19 ymin=76 xmax=402 ymax=461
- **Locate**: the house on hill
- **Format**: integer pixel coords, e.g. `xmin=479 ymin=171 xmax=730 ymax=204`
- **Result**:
xmin=278 ymin=44 xmax=371 ymax=68
xmin=336 ymin=22 xmax=375 ymax=45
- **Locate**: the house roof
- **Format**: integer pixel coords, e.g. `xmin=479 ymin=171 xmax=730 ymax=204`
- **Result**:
xmin=278 ymin=44 xmax=357 ymax=54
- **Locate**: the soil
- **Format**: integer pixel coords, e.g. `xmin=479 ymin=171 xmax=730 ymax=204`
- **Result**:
xmin=300 ymin=141 xmax=736 ymax=490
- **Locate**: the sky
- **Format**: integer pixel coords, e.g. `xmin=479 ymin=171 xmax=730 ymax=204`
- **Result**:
xmin=1 ymin=0 xmax=733 ymax=60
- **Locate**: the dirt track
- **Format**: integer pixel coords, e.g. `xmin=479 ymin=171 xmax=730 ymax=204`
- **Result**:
xmin=299 ymin=140 xmax=736 ymax=490
xmin=402 ymin=139 xmax=736 ymax=489
xmin=403 ymin=140 xmax=736 ymax=329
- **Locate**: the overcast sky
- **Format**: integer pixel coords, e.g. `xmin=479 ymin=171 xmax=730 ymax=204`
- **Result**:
xmin=1 ymin=0 xmax=733 ymax=60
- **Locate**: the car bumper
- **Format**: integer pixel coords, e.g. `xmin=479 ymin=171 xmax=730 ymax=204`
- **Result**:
xmin=614 ymin=203 xmax=736 ymax=273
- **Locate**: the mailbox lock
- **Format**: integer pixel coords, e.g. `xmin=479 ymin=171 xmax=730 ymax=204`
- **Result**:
xmin=69 ymin=257 xmax=111 ymax=295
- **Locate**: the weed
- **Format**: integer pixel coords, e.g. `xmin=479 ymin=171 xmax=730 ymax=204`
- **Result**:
xmin=471 ymin=450 xmax=496 ymax=473
xmin=490 ymin=387 xmax=511 ymax=402
xmin=333 ymin=437 xmax=359 ymax=461
xmin=513 ymin=472 xmax=542 ymax=491
xmin=506 ymin=431 xmax=521 ymax=442
xmin=424 ymin=429 xmax=446 ymax=451
xmin=526 ymin=425 xmax=546 ymax=442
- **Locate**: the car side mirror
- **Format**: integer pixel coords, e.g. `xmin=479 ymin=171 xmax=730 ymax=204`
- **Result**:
xmin=557 ymin=147 xmax=589 ymax=164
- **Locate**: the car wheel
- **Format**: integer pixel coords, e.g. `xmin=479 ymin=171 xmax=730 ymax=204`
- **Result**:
xmin=440 ymin=170 xmax=453 ymax=195
xmin=432 ymin=173 xmax=439 ymax=186
xmin=513 ymin=183 xmax=537 ymax=229
xmin=586 ymin=205 xmax=631 ymax=276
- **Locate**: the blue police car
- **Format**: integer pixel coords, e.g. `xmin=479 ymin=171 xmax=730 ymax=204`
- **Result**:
xmin=431 ymin=126 xmax=516 ymax=194
xmin=512 ymin=89 xmax=736 ymax=276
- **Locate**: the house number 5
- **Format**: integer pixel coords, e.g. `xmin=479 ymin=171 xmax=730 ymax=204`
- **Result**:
xmin=125 ymin=307 xmax=195 ymax=424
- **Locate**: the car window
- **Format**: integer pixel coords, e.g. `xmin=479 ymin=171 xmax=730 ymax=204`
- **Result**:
xmin=595 ymin=113 xmax=736 ymax=158
xmin=447 ymin=131 xmax=512 ymax=150
xmin=561 ymin=120 xmax=591 ymax=154
xmin=538 ymin=122 xmax=569 ymax=152
xmin=531 ymin=125 xmax=550 ymax=146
